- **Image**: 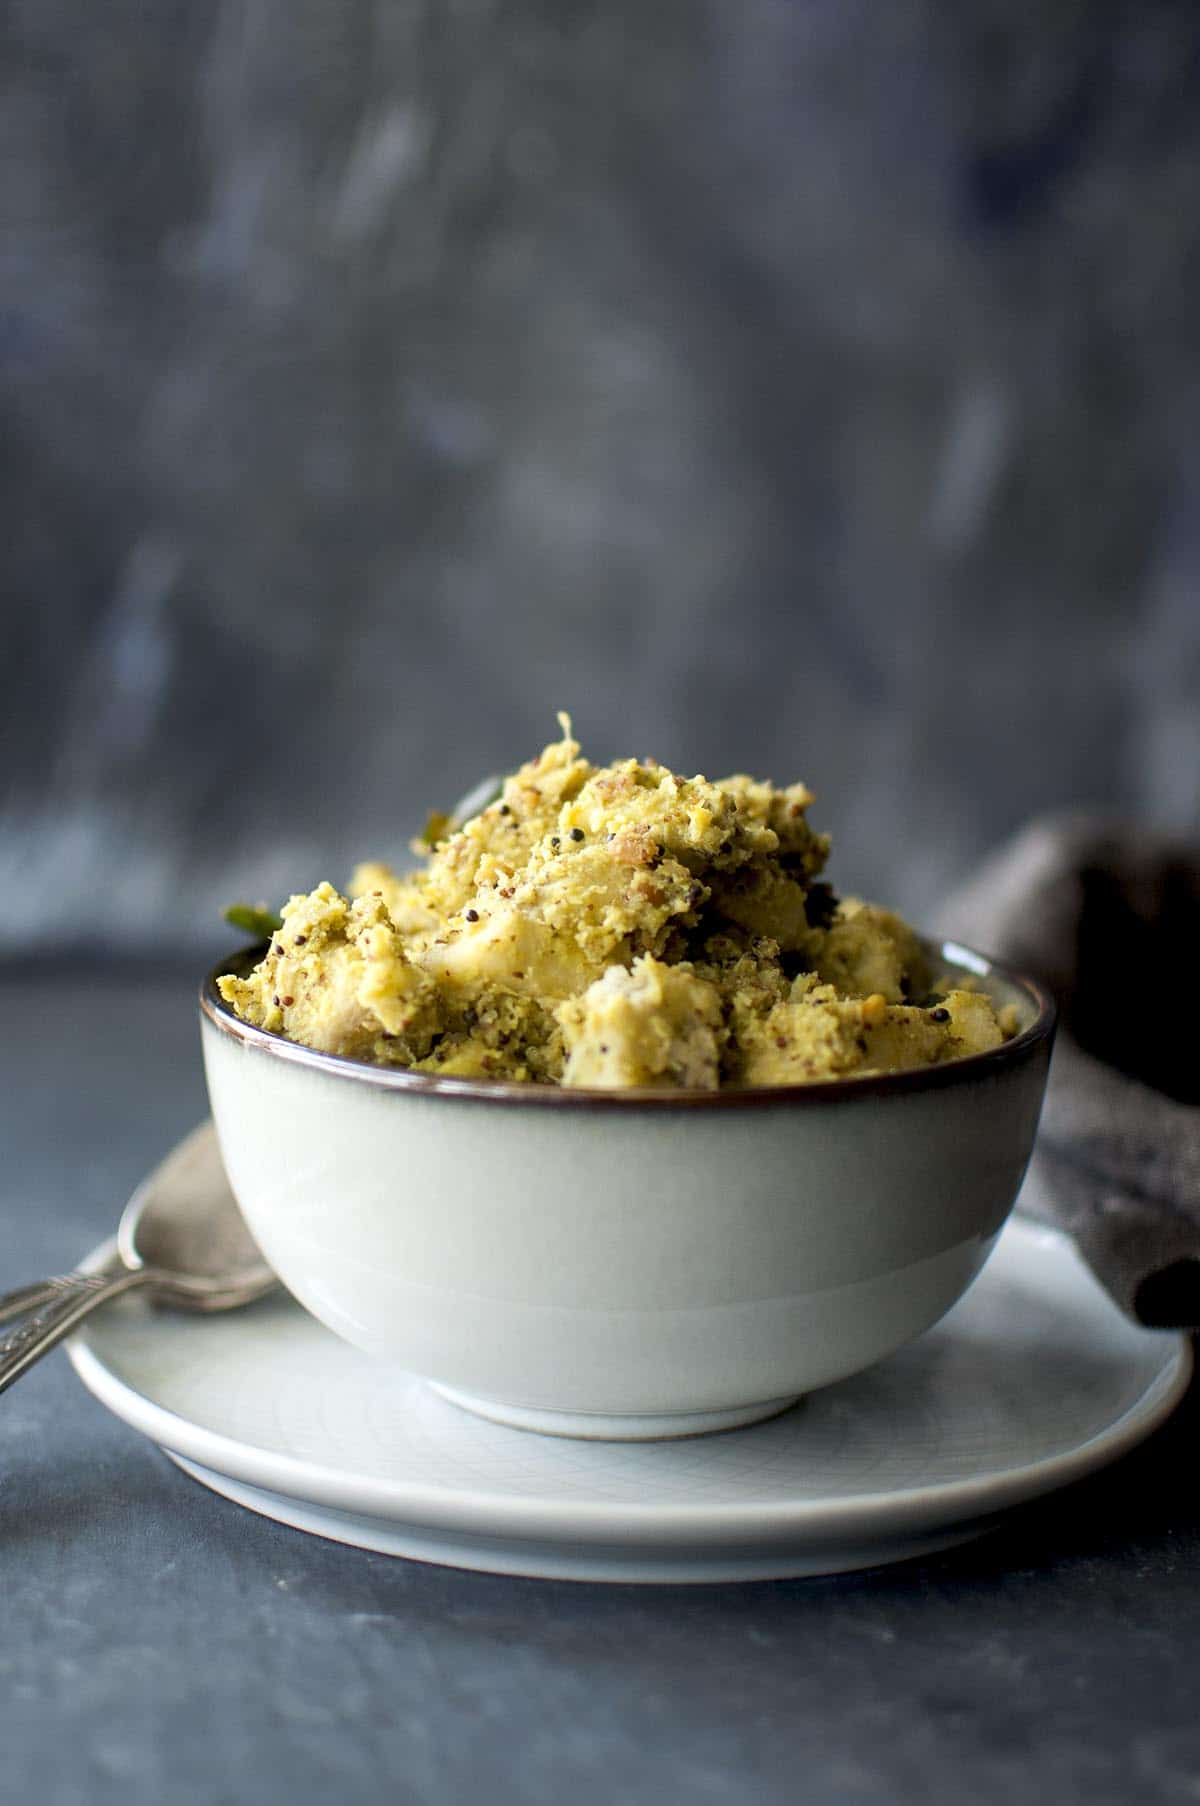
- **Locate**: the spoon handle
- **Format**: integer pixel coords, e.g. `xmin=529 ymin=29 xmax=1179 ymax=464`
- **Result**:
xmin=0 ymin=1279 xmax=70 ymax=1325
xmin=0 ymin=1268 xmax=154 ymax=1397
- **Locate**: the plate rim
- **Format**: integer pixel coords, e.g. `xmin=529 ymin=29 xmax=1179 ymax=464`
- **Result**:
xmin=165 ymin=1453 xmax=1007 ymax=1583
xmin=65 ymin=1219 xmax=1193 ymax=1552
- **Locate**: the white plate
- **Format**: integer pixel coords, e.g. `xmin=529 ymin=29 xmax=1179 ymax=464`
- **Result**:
xmin=66 ymin=1209 xmax=1190 ymax=1584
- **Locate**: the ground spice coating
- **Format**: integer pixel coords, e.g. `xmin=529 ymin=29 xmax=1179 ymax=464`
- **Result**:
xmin=218 ymin=718 xmax=1015 ymax=1089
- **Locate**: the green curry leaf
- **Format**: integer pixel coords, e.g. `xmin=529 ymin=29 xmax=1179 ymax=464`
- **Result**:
xmin=223 ymin=903 xmax=284 ymax=940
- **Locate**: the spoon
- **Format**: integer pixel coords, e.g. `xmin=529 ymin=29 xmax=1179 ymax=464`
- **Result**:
xmin=0 ymin=1123 xmax=277 ymax=1396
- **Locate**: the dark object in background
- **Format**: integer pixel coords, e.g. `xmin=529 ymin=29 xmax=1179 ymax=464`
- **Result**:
xmin=1072 ymin=855 xmax=1200 ymax=1106
xmin=941 ymin=819 xmax=1200 ymax=1329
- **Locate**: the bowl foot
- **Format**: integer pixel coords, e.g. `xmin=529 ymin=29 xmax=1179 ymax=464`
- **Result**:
xmin=427 ymin=1384 xmax=804 ymax=1441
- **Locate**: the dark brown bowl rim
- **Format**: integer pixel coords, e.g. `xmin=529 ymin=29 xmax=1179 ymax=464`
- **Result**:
xmin=200 ymin=938 xmax=1056 ymax=1111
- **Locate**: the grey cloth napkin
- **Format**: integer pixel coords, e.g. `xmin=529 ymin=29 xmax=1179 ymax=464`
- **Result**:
xmin=937 ymin=817 xmax=1200 ymax=1329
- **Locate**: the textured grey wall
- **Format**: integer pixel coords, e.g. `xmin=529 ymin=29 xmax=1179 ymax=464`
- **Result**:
xmin=3 ymin=1 xmax=1199 ymax=954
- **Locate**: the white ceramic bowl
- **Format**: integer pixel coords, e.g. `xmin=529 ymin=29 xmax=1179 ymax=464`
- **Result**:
xmin=201 ymin=940 xmax=1055 ymax=1440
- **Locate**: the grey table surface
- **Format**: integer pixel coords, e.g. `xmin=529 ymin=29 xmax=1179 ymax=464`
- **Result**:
xmin=2 ymin=964 xmax=1198 ymax=1806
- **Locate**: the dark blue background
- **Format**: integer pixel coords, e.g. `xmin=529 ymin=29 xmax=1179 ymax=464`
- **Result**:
xmin=3 ymin=2 xmax=1199 ymax=954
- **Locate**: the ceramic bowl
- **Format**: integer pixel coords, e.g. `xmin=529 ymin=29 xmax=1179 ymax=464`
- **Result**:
xmin=200 ymin=940 xmax=1055 ymax=1440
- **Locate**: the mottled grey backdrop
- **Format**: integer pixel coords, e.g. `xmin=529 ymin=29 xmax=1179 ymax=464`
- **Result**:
xmin=4 ymin=0 xmax=1199 ymax=955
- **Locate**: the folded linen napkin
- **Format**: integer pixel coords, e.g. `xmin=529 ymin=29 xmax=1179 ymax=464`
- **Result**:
xmin=937 ymin=817 xmax=1200 ymax=1329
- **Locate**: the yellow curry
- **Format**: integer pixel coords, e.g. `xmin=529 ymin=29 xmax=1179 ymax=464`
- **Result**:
xmin=219 ymin=718 xmax=1015 ymax=1088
